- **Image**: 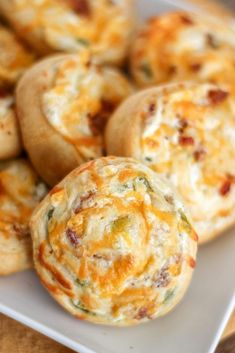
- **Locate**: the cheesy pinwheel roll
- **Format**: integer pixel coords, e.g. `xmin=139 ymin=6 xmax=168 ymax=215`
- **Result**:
xmin=106 ymin=83 xmax=235 ymax=244
xmin=130 ymin=11 xmax=235 ymax=87
xmin=0 ymin=159 xmax=47 ymax=275
xmin=31 ymin=156 xmax=197 ymax=326
xmin=16 ymin=53 xmax=133 ymax=186
xmin=0 ymin=90 xmax=22 ymax=160
xmin=0 ymin=0 xmax=134 ymax=65
xmin=0 ymin=23 xmax=33 ymax=87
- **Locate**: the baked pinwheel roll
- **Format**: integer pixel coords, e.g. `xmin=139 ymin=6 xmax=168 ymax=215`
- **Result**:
xmin=130 ymin=11 xmax=235 ymax=87
xmin=0 ymin=0 xmax=134 ymax=65
xmin=31 ymin=156 xmax=197 ymax=326
xmin=0 ymin=90 xmax=22 ymax=160
xmin=106 ymin=83 xmax=235 ymax=244
xmin=0 ymin=23 xmax=33 ymax=87
xmin=16 ymin=53 xmax=133 ymax=186
xmin=0 ymin=159 xmax=47 ymax=275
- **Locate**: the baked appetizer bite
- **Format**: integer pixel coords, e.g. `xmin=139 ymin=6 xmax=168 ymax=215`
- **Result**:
xmin=0 ymin=0 xmax=134 ymax=65
xmin=0 ymin=159 xmax=47 ymax=275
xmin=0 ymin=89 xmax=22 ymax=160
xmin=16 ymin=53 xmax=133 ymax=186
xmin=106 ymin=83 xmax=235 ymax=244
xmin=0 ymin=23 xmax=33 ymax=87
xmin=130 ymin=11 xmax=235 ymax=87
xmin=31 ymin=156 xmax=197 ymax=326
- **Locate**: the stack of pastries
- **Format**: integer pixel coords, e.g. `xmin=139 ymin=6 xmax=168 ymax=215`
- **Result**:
xmin=0 ymin=0 xmax=234 ymax=326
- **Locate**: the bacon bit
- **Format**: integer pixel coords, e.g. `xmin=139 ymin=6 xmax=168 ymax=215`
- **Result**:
xmin=180 ymin=14 xmax=194 ymax=25
xmin=93 ymin=253 xmax=111 ymax=261
xmin=88 ymin=113 xmax=106 ymax=135
xmin=168 ymin=65 xmax=177 ymax=75
xmin=178 ymin=118 xmax=188 ymax=133
xmin=154 ymin=267 xmax=170 ymax=288
xmin=136 ymin=307 xmax=149 ymax=320
xmin=164 ymin=194 xmax=174 ymax=205
xmin=207 ymin=89 xmax=229 ymax=105
xmin=142 ymin=103 xmax=156 ymax=123
xmin=66 ymin=0 xmax=91 ymax=16
xmin=66 ymin=228 xmax=80 ymax=247
xmin=190 ymin=63 xmax=202 ymax=72
xmin=193 ymin=148 xmax=206 ymax=161
xmin=12 ymin=223 xmax=30 ymax=239
xmin=74 ymin=190 xmax=96 ymax=213
xmin=148 ymin=102 xmax=156 ymax=114
xmin=179 ymin=136 xmax=194 ymax=146
xmin=89 ymin=100 xmax=114 ymax=135
xmin=219 ymin=180 xmax=232 ymax=196
xmin=188 ymin=257 xmax=196 ymax=269
xmin=93 ymin=254 xmax=103 ymax=259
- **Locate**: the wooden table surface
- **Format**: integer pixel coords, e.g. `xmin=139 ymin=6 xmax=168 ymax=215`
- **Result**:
xmin=1 ymin=311 xmax=235 ymax=352
xmin=0 ymin=311 xmax=235 ymax=353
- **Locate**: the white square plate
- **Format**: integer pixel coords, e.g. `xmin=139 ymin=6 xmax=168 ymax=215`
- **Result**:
xmin=1 ymin=1 xmax=235 ymax=353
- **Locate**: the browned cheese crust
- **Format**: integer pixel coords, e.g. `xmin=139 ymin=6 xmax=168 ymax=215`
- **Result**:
xmin=106 ymin=83 xmax=235 ymax=244
xmin=31 ymin=156 xmax=197 ymax=325
xmin=0 ymin=0 xmax=135 ymax=65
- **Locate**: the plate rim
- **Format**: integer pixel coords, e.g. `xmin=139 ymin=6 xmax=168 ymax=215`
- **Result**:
xmin=1 ymin=1 xmax=235 ymax=353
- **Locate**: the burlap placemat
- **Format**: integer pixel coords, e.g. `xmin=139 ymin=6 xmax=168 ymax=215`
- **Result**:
xmin=0 ymin=314 xmax=73 ymax=353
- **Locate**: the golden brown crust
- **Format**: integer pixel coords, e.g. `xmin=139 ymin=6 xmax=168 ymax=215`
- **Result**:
xmin=0 ymin=237 xmax=33 ymax=275
xmin=16 ymin=55 xmax=83 ymax=186
xmin=0 ymin=93 xmax=22 ymax=160
xmin=105 ymin=83 xmax=235 ymax=244
xmin=0 ymin=23 xmax=34 ymax=87
xmin=130 ymin=11 xmax=235 ymax=88
xmin=0 ymin=1 xmax=63 ymax=55
xmin=31 ymin=156 xmax=197 ymax=325
xmin=16 ymin=53 xmax=133 ymax=186
xmin=0 ymin=0 xmax=135 ymax=65
xmin=0 ymin=159 xmax=47 ymax=276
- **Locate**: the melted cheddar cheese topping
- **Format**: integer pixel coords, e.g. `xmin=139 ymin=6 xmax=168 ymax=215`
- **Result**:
xmin=6 ymin=0 xmax=133 ymax=64
xmin=42 ymin=54 xmax=133 ymax=161
xmin=0 ymin=24 xmax=33 ymax=86
xmin=0 ymin=159 xmax=47 ymax=249
xmin=140 ymin=83 xmax=235 ymax=242
xmin=130 ymin=11 xmax=235 ymax=87
xmin=31 ymin=157 xmax=197 ymax=326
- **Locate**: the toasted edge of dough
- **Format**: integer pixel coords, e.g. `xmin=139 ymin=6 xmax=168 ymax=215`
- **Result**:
xmin=0 ymin=236 xmax=33 ymax=275
xmin=16 ymin=54 xmax=82 ymax=186
xmin=0 ymin=107 xmax=22 ymax=160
